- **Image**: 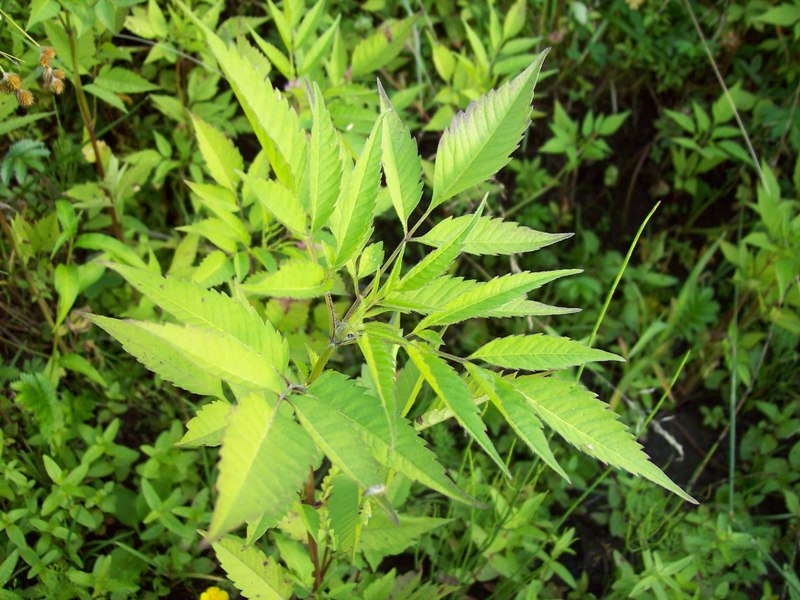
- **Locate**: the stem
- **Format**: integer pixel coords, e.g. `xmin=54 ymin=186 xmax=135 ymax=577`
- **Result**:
xmin=576 ymin=201 xmax=660 ymax=382
xmin=63 ymin=15 xmax=123 ymax=241
xmin=303 ymin=468 xmax=322 ymax=592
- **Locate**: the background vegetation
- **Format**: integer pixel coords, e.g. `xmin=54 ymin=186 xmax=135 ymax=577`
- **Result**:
xmin=1 ymin=0 xmax=798 ymax=598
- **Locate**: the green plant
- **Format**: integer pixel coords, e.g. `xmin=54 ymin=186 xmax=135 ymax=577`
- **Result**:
xmin=88 ymin=10 xmax=695 ymax=595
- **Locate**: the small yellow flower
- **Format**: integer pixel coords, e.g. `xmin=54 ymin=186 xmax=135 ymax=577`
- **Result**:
xmin=199 ymin=587 xmax=229 ymax=600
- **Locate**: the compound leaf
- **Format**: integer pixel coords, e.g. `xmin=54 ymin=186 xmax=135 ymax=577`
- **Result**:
xmin=306 ymin=81 xmax=343 ymax=232
xmin=213 ymin=535 xmax=293 ymax=599
xmin=177 ymin=400 xmax=231 ymax=448
xmin=377 ymin=80 xmax=423 ymax=232
xmin=89 ymin=316 xmax=223 ymax=398
xmin=470 ymin=334 xmax=623 ymax=372
xmin=190 ymin=113 xmax=243 ymax=191
xmin=396 ymin=200 xmax=484 ymax=292
xmin=510 ymin=376 xmax=696 ymax=503
xmin=357 ymin=326 xmax=399 ymax=446
xmin=309 ymin=372 xmax=478 ymax=506
xmin=105 ymin=263 xmax=287 ymax=372
xmin=416 ymin=270 xmax=580 ymax=330
xmin=432 ymin=51 xmax=547 ymax=207
xmin=333 ymin=116 xmax=384 ymax=268
xmin=415 ymin=215 xmax=571 ymax=255
xmin=405 ymin=344 xmax=509 ymax=478
xmin=241 ymin=259 xmax=331 ymax=299
xmin=209 ymin=394 xmax=318 ymax=540
xmin=291 ymin=392 xmax=384 ymax=490
xmin=188 ymin=10 xmax=306 ymax=189
xmin=466 ymin=364 xmax=568 ymax=481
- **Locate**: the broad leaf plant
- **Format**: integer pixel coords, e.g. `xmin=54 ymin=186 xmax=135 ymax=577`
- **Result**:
xmin=90 ymin=7 xmax=695 ymax=594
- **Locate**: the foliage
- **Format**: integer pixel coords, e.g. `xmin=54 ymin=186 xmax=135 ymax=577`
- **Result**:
xmin=1 ymin=0 xmax=799 ymax=597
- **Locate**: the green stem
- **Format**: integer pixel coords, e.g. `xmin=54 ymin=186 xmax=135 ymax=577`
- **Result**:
xmin=576 ymin=201 xmax=660 ymax=382
xmin=63 ymin=14 xmax=123 ymax=241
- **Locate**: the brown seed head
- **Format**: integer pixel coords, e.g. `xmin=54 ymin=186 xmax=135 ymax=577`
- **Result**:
xmin=50 ymin=78 xmax=65 ymax=95
xmin=53 ymin=69 xmax=66 ymax=80
xmin=15 ymin=89 xmax=35 ymax=107
xmin=1 ymin=72 xmax=22 ymax=94
xmin=39 ymin=46 xmax=56 ymax=67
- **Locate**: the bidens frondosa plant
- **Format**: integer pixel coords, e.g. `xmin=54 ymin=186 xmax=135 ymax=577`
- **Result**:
xmin=90 ymin=8 xmax=695 ymax=595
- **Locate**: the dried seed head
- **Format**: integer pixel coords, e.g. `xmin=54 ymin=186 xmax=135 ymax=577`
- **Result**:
xmin=41 ymin=65 xmax=53 ymax=83
xmin=53 ymin=69 xmax=66 ymax=80
xmin=15 ymin=89 xmax=35 ymax=107
xmin=1 ymin=72 xmax=22 ymax=94
xmin=50 ymin=78 xmax=65 ymax=95
xmin=39 ymin=46 xmax=56 ymax=67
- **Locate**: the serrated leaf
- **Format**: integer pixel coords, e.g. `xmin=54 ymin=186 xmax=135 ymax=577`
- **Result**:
xmin=351 ymin=16 xmax=416 ymax=77
xmin=209 ymin=394 xmax=317 ymax=540
xmin=177 ymin=218 xmax=239 ymax=253
xmin=298 ymin=15 xmax=341 ymax=76
xmin=484 ymin=298 xmax=579 ymax=318
xmin=431 ymin=52 xmax=547 ymax=207
xmin=213 ymin=535 xmax=293 ymax=599
xmin=377 ymin=80 xmax=423 ymax=232
xmin=192 ymin=251 xmax=233 ymax=287
xmin=248 ymin=24 xmax=294 ymax=79
xmin=242 ymin=174 xmax=307 ymax=235
xmin=405 ymin=344 xmax=509 ymax=478
xmin=327 ymin=474 xmax=360 ymax=557
xmin=105 ymin=263 xmax=287 ymax=371
xmin=357 ymin=328 xmax=398 ymax=445
xmin=415 ymin=215 xmax=571 ymax=255
xmin=94 ymin=66 xmax=159 ymax=93
xmin=266 ymin=0 xmax=292 ymax=49
xmin=382 ymin=276 xmax=474 ymax=313
xmin=291 ymin=392 xmax=384 ymax=489
xmin=127 ymin=320 xmax=283 ymax=394
xmin=416 ymin=270 xmax=580 ymax=330
xmin=187 ymin=11 xmax=306 ymax=189
xmin=27 ymin=0 xmax=60 ymax=28
xmin=185 ymin=182 xmax=249 ymax=244
xmin=306 ymin=82 xmax=343 ymax=232
xmin=190 ymin=113 xmax=243 ymax=191
xmin=396 ymin=201 xmax=485 ymax=292
xmin=177 ymin=401 xmax=231 ymax=448
xmin=309 ymin=372 xmax=478 ymax=505
xmin=333 ymin=117 xmax=384 ymax=267
xmin=241 ymin=259 xmax=331 ymax=298
xmin=466 ymin=364 xmax=568 ymax=481
xmin=511 ymin=376 xmax=696 ymax=503
xmin=357 ymin=242 xmax=384 ymax=279
xmin=295 ymin=0 xmax=325 ymax=48
xmin=470 ymin=334 xmax=623 ymax=371
xmin=89 ymin=316 xmax=223 ymax=398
